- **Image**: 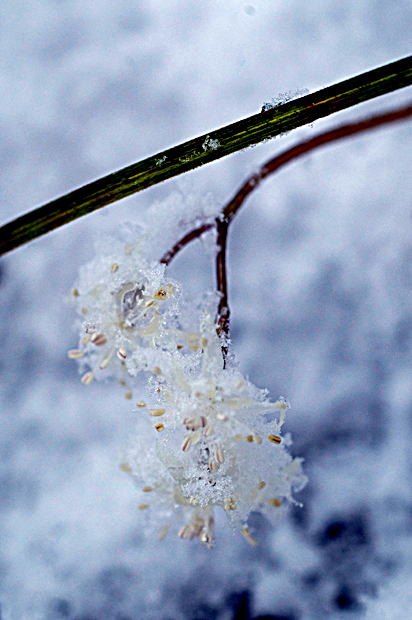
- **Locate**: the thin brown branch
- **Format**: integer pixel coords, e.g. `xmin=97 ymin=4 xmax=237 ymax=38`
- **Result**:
xmin=162 ymin=101 xmax=412 ymax=267
xmin=159 ymin=100 xmax=412 ymax=360
xmin=222 ymin=101 xmax=412 ymax=222
xmin=216 ymin=218 xmax=230 ymax=338
xmin=215 ymin=217 xmax=230 ymax=364
xmin=160 ymin=222 xmax=214 ymax=265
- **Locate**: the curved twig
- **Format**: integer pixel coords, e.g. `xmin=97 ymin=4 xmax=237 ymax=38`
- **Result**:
xmin=160 ymin=101 xmax=412 ymax=347
xmin=162 ymin=101 xmax=412 ymax=264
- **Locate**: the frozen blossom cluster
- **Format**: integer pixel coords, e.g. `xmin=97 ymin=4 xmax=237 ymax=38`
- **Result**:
xmin=68 ymin=231 xmax=307 ymax=547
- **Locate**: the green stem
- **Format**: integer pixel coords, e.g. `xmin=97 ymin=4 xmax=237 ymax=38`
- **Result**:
xmin=1 ymin=54 xmax=412 ymax=255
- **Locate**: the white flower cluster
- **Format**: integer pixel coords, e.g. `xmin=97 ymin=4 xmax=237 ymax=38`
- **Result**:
xmin=69 ymin=235 xmax=307 ymax=547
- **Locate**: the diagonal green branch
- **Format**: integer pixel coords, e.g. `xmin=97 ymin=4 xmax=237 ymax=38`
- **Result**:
xmin=1 ymin=54 xmax=412 ymax=256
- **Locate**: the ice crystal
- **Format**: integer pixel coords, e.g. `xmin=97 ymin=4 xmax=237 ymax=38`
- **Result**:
xmin=261 ymin=87 xmax=309 ymax=112
xmin=202 ymin=135 xmax=220 ymax=151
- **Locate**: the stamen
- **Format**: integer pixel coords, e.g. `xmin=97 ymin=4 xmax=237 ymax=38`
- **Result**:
xmin=246 ymin=435 xmax=253 ymax=443
xmin=150 ymin=409 xmax=166 ymax=417
xmin=125 ymin=390 xmax=132 ymax=400
xmin=111 ymin=263 xmax=119 ymax=273
xmin=241 ymin=527 xmax=257 ymax=546
xmin=117 ymin=348 xmax=127 ymax=360
xmin=200 ymin=531 xmax=213 ymax=546
xmin=204 ymin=424 xmax=214 ymax=437
xmin=119 ymin=462 xmax=132 ymax=474
xmin=71 ymin=288 xmax=80 ymax=297
xmin=154 ymin=422 xmax=164 ymax=432
xmin=138 ymin=503 xmax=149 ymax=510
xmin=223 ymin=497 xmax=237 ymax=511
xmin=99 ymin=357 xmax=111 ymax=369
xmin=81 ymin=371 xmax=94 ymax=385
xmin=178 ymin=525 xmax=191 ymax=539
xmin=257 ymin=481 xmax=266 ymax=490
xmin=81 ymin=307 xmax=88 ymax=314
xmin=151 ymin=366 xmax=162 ymax=375
xmin=267 ymin=498 xmax=282 ymax=508
xmin=268 ymin=435 xmax=282 ymax=444
xmin=183 ymin=416 xmax=195 ymax=429
xmin=233 ymin=434 xmax=245 ymax=443
xmin=136 ymin=401 xmax=147 ymax=408
xmin=252 ymin=435 xmax=261 ymax=444
xmin=191 ymin=430 xmax=201 ymax=445
xmin=158 ymin=526 xmax=168 ymax=540
xmin=91 ymin=332 xmax=107 ymax=346
xmin=215 ymin=445 xmax=224 ymax=464
xmin=81 ymin=335 xmax=92 ymax=344
xmin=181 ymin=437 xmax=192 ymax=452
xmin=143 ymin=486 xmax=153 ymax=492
xmin=67 ymin=349 xmax=84 ymax=359
xmin=154 ymin=284 xmax=174 ymax=300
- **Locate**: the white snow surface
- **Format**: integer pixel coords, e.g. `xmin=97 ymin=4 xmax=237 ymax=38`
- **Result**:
xmin=1 ymin=1 xmax=412 ymax=618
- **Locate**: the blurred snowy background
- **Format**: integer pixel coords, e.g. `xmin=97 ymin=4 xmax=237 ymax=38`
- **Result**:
xmin=1 ymin=1 xmax=412 ymax=618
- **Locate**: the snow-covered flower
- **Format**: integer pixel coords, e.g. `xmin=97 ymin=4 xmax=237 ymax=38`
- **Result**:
xmin=67 ymin=234 xmax=179 ymax=394
xmin=124 ymin=314 xmax=307 ymax=546
xmin=68 ymin=235 xmax=306 ymax=546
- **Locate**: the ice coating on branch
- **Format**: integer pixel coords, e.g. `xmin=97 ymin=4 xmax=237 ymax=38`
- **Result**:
xmin=68 ymin=232 xmax=307 ymax=546
xmin=202 ymin=135 xmax=220 ymax=151
xmin=261 ymin=87 xmax=309 ymax=112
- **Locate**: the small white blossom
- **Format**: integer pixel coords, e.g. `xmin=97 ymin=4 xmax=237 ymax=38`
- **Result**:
xmin=68 ymin=234 xmax=179 ymax=384
xmin=125 ymin=314 xmax=307 ymax=545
